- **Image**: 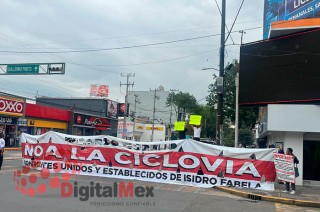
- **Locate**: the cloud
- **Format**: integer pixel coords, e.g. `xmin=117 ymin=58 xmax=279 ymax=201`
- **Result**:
xmin=0 ymin=0 xmax=264 ymax=105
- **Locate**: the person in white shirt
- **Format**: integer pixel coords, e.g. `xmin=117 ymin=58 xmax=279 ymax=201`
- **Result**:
xmin=0 ymin=134 xmax=5 ymax=170
xmin=192 ymin=125 xmax=202 ymax=141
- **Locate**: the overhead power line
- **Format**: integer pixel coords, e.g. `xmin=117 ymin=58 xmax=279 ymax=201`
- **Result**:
xmin=213 ymin=0 xmax=235 ymax=44
xmin=225 ymin=0 xmax=245 ymax=43
xmin=0 ymin=19 xmax=302 ymax=55
xmin=0 ymin=34 xmax=223 ymax=54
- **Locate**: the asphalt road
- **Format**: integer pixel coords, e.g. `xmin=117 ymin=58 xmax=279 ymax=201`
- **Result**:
xmin=0 ymin=158 xmax=318 ymax=212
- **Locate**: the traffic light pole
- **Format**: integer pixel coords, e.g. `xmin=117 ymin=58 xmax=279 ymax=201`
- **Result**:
xmin=217 ymin=0 xmax=226 ymax=145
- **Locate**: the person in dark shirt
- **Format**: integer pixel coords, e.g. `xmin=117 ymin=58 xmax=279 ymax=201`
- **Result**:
xmin=278 ymin=146 xmax=284 ymax=154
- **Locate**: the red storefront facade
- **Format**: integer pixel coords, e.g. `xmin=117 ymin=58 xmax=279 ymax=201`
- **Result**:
xmin=22 ymin=103 xmax=71 ymax=136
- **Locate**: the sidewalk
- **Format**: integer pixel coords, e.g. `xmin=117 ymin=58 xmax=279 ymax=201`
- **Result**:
xmin=216 ymin=182 xmax=320 ymax=208
xmin=3 ymin=150 xmax=22 ymax=160
xmin=4 ymin=147 xmax=21 ymax=151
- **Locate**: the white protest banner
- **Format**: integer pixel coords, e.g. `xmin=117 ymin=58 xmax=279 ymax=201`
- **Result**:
xmin=273 ymin=153 xmax=295 ymax=183
xmin=20 ymin=131 xmax=277 ymax=190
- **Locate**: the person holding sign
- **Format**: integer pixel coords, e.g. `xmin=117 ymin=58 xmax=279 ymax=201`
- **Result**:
xmin=189 ymin=115 xmax=202 ymax=141
xmin=191 ymin=124 xmax=202 ymax=141
xmin=282 ymin=148 xmax=299 ymax=195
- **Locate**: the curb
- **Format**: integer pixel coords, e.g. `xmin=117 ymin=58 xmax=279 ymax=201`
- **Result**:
xmin=215 ymin=186 xmax=320 ymax=208
xmin=4 ymin=157 xmax=22 ymax=160
xmin=4 ymin=147 xmax=21 ymax=151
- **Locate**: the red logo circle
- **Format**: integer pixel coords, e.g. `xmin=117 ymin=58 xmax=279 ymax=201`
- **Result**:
xmin=77 ymin=115 xmax=82 ymax=124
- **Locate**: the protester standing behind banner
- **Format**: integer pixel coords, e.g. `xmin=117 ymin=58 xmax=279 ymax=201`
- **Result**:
xmin=0 ymin=134 xmax=5 ymax=170
xmin=282 ymin=148 xmax=299 ymax=195
xmin=191 ymin=124 xmax=201 ymax=141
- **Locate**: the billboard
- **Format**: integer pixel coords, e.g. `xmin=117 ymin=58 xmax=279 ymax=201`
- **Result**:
xmin=90 ymin=84 xmax=109 ymax=97
xmin=239 ymin=29 xmax=320 ymax=106
xmin=107 ymin=100 xmax=118 ymax=119
xmin=117 ymin=103 xmax=129 ymax=117
xmin=264 ymin=0 xmax=320 ymax=39
xmin=0 ymin=95 xmax=25 ymax=116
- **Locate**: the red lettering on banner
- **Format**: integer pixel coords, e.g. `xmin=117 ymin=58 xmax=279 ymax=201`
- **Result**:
xmin=22 ymin=143 xmax=276 ymax=182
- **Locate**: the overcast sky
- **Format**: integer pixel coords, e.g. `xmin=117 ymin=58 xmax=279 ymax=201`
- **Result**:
xmin=0 ymin=0 xmax=264 ymax=103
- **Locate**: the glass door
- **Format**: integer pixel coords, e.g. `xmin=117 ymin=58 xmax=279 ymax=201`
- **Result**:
xmin=303 ymin=140 xmax=320 ymax=181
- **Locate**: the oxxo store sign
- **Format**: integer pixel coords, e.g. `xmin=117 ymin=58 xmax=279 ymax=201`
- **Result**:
xmin=0 ymin=96 xmax=24 ymax=116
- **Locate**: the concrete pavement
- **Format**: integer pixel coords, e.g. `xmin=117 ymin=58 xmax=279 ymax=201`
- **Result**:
xmin=3 ymin=150 xmax=22 ymax=160
xmin=216 ymin=183 xmax=320 ymax=208
xmin=1 ymin=155 xmax=319 ymax=211
xmin=1 ymin=163 xmax=318 ymax=212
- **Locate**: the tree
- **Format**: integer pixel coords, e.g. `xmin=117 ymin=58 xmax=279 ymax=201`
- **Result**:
xmin=193 ymin=104 xmax=216 ymax=139
xmin=166 ymin=91 xmax=197 ymax=121
xmin=238 ymin=128 xmax=254 ymax=147
xmin=207 ymin=61 xmax=237 ymax=124
xmin=206 ymin=59 xmax=259 ymax=144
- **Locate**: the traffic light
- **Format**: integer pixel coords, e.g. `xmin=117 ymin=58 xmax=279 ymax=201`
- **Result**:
xmin=48 ymin=64 xmax=65 ymax=74
xmin=48 ymin=66 xmax=62 ymax=72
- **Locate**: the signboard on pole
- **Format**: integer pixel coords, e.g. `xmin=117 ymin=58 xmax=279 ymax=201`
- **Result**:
xmin=0 ymin=63 xmax=65 ymax=75
xmin=273 ymin=153 xmax=295 ymax=183
xmin=189 ymin=115 xmax=202 ymax=125
xmin=7 ymin=64 xmax=39 ymax=74
xmin=90 ymin=84 xmax=109 ymax=97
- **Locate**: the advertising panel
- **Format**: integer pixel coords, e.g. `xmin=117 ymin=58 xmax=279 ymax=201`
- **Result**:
xmin=74 ymin=113 xmax=110 ymax=131
xmin=90 ymin=84 xmax=109 ymax=97
xmin=0 ymin=96 xmax=25 ymax=116
xmin=263 ymin=0 xmax=320 ymax=39
xmin=117 ymin=103 xmax=129 ymax=117
xmin=107 ymin=100 xmax=118 ymax=119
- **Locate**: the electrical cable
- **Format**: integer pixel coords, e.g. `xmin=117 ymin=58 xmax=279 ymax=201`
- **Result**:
xmin=225 ymin=0 xmax=245 ymax=43
xmin=213 ymin=0 xmax=235 ymax=44
xmin=0 ymin=19 xmax=262 ymax=48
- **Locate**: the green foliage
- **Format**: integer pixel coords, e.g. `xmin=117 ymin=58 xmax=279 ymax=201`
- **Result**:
xmin=166 ymin=91 xmax=197 ymax=121
xmin=222 ymin=126 xmax=254 ymax=147
xmin=223 ymin=125 xmax=235 ymax=147
xmin=193 ymin=105 xmax=216 ymax=139
xmin=206 ymin=59 xmax=259 ymax=145
xmin=238 ymin=128 xmax=254 ymax=147
xmin=207 ymin=60 xmax=237 ymax=124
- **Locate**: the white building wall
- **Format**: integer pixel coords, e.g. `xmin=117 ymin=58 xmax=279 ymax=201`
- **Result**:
xmin=268 ymin=105 xmax=320 ymax=133
xmin=127 ymin=90 xmax=175 ymax=125
xmin=140 ymin=124 xmax=166 ymax=142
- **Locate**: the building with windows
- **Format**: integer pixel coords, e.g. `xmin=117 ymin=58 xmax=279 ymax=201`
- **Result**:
xmin=127 ymin=87 xmax=176 ymax=127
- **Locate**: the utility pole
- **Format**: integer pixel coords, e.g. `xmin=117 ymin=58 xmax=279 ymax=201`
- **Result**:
xmin=132 ymin=94 xmax=140 ymax=140
xmin=169 ymin=89 xmax=179 ymax=140
xmin=120 ymin=73 xmax=135 ymax=139
xmin=235 ymin=30 xmax=246 ymax=147
xmin=151 ymin=89 xmax=159 ymax=141
xmin=217 ymin=0 xmax=226 ymax=145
